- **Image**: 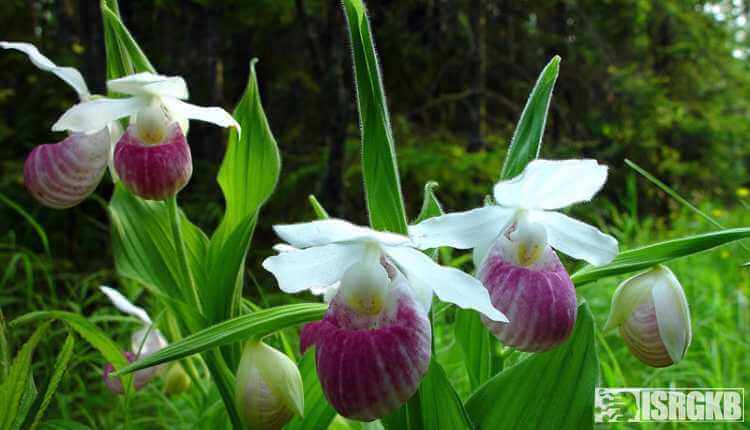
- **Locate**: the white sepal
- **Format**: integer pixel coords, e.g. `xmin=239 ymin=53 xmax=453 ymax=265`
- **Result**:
xmin=261 ymin=243 xmax=368 ymax=293
xmin=493 ymin=159 xmax=608 ymax=210
xmin=652 ymin=268 xmax=691 ymax=363
xmin=530 ymin=210 xmax=618 ymax=266
xmin=53 ymin=97 xmax=147 ymax=133
xmin=99 ymin=286 xmax=152 ymax=324
xmin=107 ymin=73 xmax=189 ymax=99
xmin=408 ymin=206 xmax=514 ymax=250
xmin=273 ymin=219 xmax=409 ymax=249
xmin=1 ymin=41 xmax=89 ymax=98
xmin=161 ymin=97 xmax=239 ymax=130
xmin=384 ymin=246 xmax=508 ymax=322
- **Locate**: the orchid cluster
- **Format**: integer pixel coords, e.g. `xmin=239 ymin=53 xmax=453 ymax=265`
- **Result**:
xmin=4 ymin=23 xmax=698 ymax=430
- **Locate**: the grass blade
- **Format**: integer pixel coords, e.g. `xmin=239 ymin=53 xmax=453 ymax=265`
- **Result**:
xmin=26 ymin=333 xmax=76 ymax=430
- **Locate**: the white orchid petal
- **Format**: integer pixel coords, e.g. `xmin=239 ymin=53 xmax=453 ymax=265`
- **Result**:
xmin=273 ymin=219 xmax=409 ymax=249
xmin=262 ymin=243 xmax=367 ymax=293
xmin=52 ymin=97 xmax=146 ymax=133
xmin=652 ymin=267 xmax=691 ymax=363
xmin=272 ymin=243 xmax=298 ymax=253
xmin=409 ymin=206 xmax=514 ymax=250
xmin=531 ymin=210 xmax=618 ymax=265
xmin=603 ymin=270 xmax=655 ymax=333
xmin=1 ymin=41 xmax=89 ymax=98
xmin=384 ymin=246 xmax=508 ymax=322
xmin=162 ymin=98 xmax=239 ymax=130
xmin=107 ymin=72 xmax=188 ymax=99
xmin=99 ymin=286 xmax=151 ymax=324
xmin=493 ymin=159 xmax=608 ymax=210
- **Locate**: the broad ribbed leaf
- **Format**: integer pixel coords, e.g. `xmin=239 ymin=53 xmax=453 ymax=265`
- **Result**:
xmin=572 ymin=228 xmax=750 ymax=286
xmin=110 ymin=184 xmax=208 ymax=314
xmin=455 ymin=309 xmax=498 ymax=391
xmin=382 ymin=361 xmax=473 ymax=430
xmin=118 ymin=304 xmax=326 ymax=375
xmin=466 ymin=303 xmax=598 ymax=429
xmin=342 ymin=0 xmax=408 ymax=234
xmin=286 ymin=349 xmax=337 ymax=430
xmin=0 ymin=324 xmax=48 ymax=430
xmin=500 ymin=56 xmax=560 ymax=180
xmin=206 ymin=60 xmax=280 ymax=323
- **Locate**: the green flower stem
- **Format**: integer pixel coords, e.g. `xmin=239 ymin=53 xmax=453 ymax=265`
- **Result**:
xmin=166 ymin=195 xmax=202 ymax=313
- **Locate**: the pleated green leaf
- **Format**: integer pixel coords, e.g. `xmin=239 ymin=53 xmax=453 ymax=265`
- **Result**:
xmin=382 ymin=360 xmax=473 ymax=430
xmin=455 ymin=309 xmax=498 ymax=391
xmin=500 ymin=56 xmax=560 ymax=180
xmin=342 ymin=0 xmax=408 ymax=234
xmin=206 ymin=59 xmax=280 ymax=323
xmin=572 ymin=228 xmax=750 ymax=286
xmin=466 ymin=303 xmax=598 ymax=430
xmin=286 ymin=349 xmax=337 ymax=430
xmin=117 ymin=304 xmax=326 ymax=375
xmin=110 ymin=184 xmax=208 ymax=315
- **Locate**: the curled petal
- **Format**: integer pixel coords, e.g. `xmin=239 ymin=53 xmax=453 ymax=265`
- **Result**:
xmin=108 ymin=72 xmax=188 ymax=99
xmin=262 ymin=243 xmax=368 ymax=293
xmin=162 ymin=97 xmax=239 ymax=130
xmin=24 ymin=128 xmax=110 ymax=209
xmin=478 ymin=238 xmax=577 ymax=351
xmin=1 ymin=41 xmax=89 ymax=97
xmin=114 ymin=124 xmax=193 ymax=200
xmin=531 ymin=210 xmax=618 ymax=266
xmin=652 ymin=272 xmax=691 ymax=363
xmin=273 ymin=219 xmax=409 ymax=249
xmin=301 ymin=282 xmax=431 ymax=421
xmin=493 ymin=159 xmax=608 ymax=210
xmin=385 ymin=246 xmax=507 ymax=321
xmin=408 ymin=206 xmax=514 ymax=250
xmin=53 ymin=97 xmax=146 ymax=133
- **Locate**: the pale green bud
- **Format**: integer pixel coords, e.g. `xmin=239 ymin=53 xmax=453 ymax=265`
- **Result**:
xmin=235 ymin=341 xmax=304 ymax=430
xmin=604 ymin=265 xmax=691 ymax=367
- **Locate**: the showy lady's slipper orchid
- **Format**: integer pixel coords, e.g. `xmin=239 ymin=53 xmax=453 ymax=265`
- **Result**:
xmin=235 ymin=341 xmax=304 ymax=430
xmin=55 ymin=72 xmax=239 ymax=200
xmin=262 ymin=219 xmax=506 ymax=420
xmin=410 ymin=159 xmax=619 ymax=351
xmin=604 ymin=265 xmax=692 ymax=367
xmin=1 ymin=42 xmax=119 ymax=208
xmin=99 ymin=286 xmax=168 ymax=394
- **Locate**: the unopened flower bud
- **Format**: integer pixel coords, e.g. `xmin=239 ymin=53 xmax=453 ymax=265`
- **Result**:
xmin=114 ymin=123 xmax=192 ymax=200
xmin=164 ymin=363 xmax=191 ymax=395
xmin=604 ymin=265 xmax=691 ymax=367
xmin=102 ymin=351 xmax=158 ymax=394
xmin=235 ymin=341 xmax=304 ymax=430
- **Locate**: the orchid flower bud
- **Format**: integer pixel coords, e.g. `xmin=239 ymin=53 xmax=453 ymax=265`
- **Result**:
xmin=164 ymin=363 xmax=191 ymax=395
xmin=102 ymin=351 xmax=158 ymax=394
xmin=114 ymin=123 xmax=192 ymax=200
xmin=604 ymin=265 xmax=691 ymax=367
xmin=235 ymin=341 xmax=304 ymax=430
xmin=477 ymin=216 xmax=578 ymax=351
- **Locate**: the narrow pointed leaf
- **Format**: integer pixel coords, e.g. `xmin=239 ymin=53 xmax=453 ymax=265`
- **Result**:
xmin=117 ymin=304 xmax=326 ymax=375
xmin=466 ymin=303 xmax=598 ymax=429
xmin=342 ymin=0 xmax=408 ymax=234
xmin=500 ymin=56 xmax=560 ymax=180
xmin=26 ymin=333 xmax=75 ymax=430
xmin=101 ymin=3 xmax=155 ymax=80
xmin=206 ymin=59 xmax=280 ymax=323
xmin=572 ymin=228 xmax=750 ymax=286
xmin=414 ymin=182 xmax=443 ymax=224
